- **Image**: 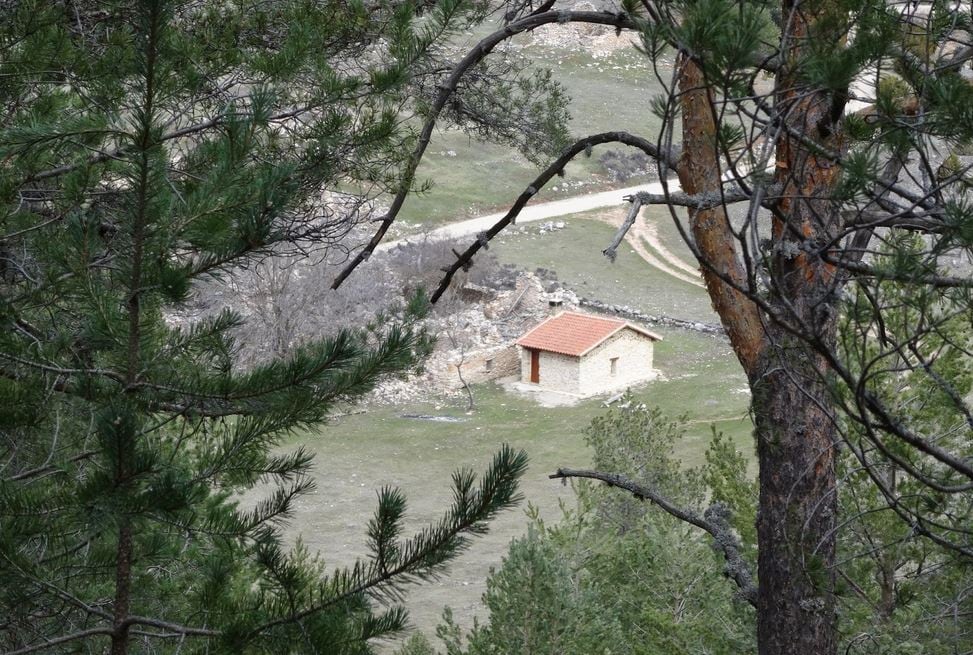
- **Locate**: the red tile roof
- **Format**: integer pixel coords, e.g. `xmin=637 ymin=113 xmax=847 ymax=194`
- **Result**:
xmin=516 ymin=311 xmax=661 ymax=357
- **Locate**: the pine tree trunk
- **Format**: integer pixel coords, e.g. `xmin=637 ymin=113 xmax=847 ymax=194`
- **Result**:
xmin=753 ymin=343 xmax=838 ymax=655
xmin=752 ymin=1 xmax=846 ymax=647
xmin=675 ymin=0 xmax=846 ymax=646
xmin=111 ymin=521 xmax=134 ymax=655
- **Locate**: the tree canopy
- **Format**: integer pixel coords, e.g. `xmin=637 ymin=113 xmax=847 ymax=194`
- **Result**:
xmin=333 ymin=2 xmax=973 ymax=654
xmin=4 ymin=1 xmax=973 ymax=654
xmin=0 ymin=1 xmax=528 ymax=653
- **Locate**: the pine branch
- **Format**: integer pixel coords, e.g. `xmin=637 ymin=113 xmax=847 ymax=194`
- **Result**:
xmin=22 ymin=105 xmax=316 ymax=185
xmin=241 ymin=446 xmax=528 ymax=641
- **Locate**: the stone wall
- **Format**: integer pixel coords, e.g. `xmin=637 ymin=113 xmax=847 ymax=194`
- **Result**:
xmin=578 ymin=329 xmax=657 ymax=396
xmin=579 ymin=297 xmax=725 ymax=335
xmin=445 ymin=344 xmax=519 ymax=387
xmin=519 ymin=347 xmax=581 ymax=395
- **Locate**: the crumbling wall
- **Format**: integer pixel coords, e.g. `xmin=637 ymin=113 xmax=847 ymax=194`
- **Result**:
xmin=444 ymin=345 xmax=520 ymax=388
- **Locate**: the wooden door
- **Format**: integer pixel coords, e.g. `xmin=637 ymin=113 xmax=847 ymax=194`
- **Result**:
xmin=529 ymin=349 xmax=540 ymax=383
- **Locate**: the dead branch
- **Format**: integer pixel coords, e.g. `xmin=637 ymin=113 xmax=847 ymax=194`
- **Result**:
xmin=5 ymin=628 xmax=115 ymax=655
xmin=550 ymin=467 xmax=758 ymax=606
xmin=9 ymin=450 xmax=98 ymax=482
xmin=603 ymin=184 xmax=765 ymax=262
xmin=633 ymin=186 xmax=756 ymax=209
xmin=824 ymin=257 xmax=973 ymax=289
xmin=603 ymin=195 xmax=644 ymax=262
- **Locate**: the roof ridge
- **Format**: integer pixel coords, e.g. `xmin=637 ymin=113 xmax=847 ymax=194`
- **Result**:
xmin=515 ymin=310 xmax=658 ymax=357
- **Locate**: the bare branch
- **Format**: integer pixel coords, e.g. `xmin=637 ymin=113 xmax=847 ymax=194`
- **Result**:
xmin=5 ymin=628 xmax=113 ymax=655
xmin=550 ymin=467 xmax=758 ymax=606
xmin=9 ymin=450 xmax=98 ymax=482
xmin=2 ymin=615 xmax=217 ymax=655
xmin=826 ymin=257 xmax=973 ymax=289
xmin=633 ymin=185 xmax=756 ymax=209
xmin=603 ymin=195 xmax=644 ymax=262
xmin=428 ymin=131 xmax=676 ymax=302
xmin=122 ymin=616 xmax=219 ymax=637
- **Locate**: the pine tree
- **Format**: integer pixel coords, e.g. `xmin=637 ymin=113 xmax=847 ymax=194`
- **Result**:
xmin=433 ymin=399 xmax=970 ymax=655
xmin=0 ymin=1 xmax=527 ymax=653
xmin=334 ymin=2 xmax=973 ymax=654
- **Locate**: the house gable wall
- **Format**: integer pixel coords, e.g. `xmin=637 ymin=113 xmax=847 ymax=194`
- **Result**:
xmin=578 ymin=328 xmax=656 ymax=395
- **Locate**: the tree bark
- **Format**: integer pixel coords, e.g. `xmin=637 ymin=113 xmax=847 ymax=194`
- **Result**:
xmin=110 ymin=521 xmax=133 ymax=655
xmin=752 ymin=346 xmax=838 ymax=655
xmin=675 ymin=1 xmax=845 ymax=649
xmin=675 ymin=57 xmax=766 ymax=375
xmin=748 ymin=0 xmax=845 ymax=639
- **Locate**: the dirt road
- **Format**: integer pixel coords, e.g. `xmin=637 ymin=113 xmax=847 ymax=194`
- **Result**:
xmin=381 ymin=177 xmax=706 ymax=287
xmin=380 ymin=179 xmax=670 ymax=249
xmin=588 ymin=209 xmax=704 ymax=288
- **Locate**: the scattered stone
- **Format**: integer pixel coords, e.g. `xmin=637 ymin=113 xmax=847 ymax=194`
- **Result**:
xmin=603 ymin=392 xmax=625 ymax=407
xmin=368 ymin=269 xmax=724 ymax=407
xmin=537 ymin=220 xmax=566 ymax=234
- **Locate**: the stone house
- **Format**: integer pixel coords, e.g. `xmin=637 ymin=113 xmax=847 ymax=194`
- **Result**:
xmin=515 ymin=311 xmax=662 ymax=397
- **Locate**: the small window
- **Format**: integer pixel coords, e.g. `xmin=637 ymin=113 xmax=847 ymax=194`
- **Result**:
xmin=610 ymin=357 xmax=618 ymax=376
xmin=485 ymin=358 xmax=494 ymax=372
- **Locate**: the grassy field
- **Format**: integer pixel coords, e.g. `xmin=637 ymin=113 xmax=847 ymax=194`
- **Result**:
xmin=492 ymin=214 xmax=717 ymax=323
xmin=281 ymin=324 xmax=750 ymax=643
xmin=644 ymin=203 xmax=700 ymax=262
xmin=274 ymin=211 xmax=749 ymax=644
